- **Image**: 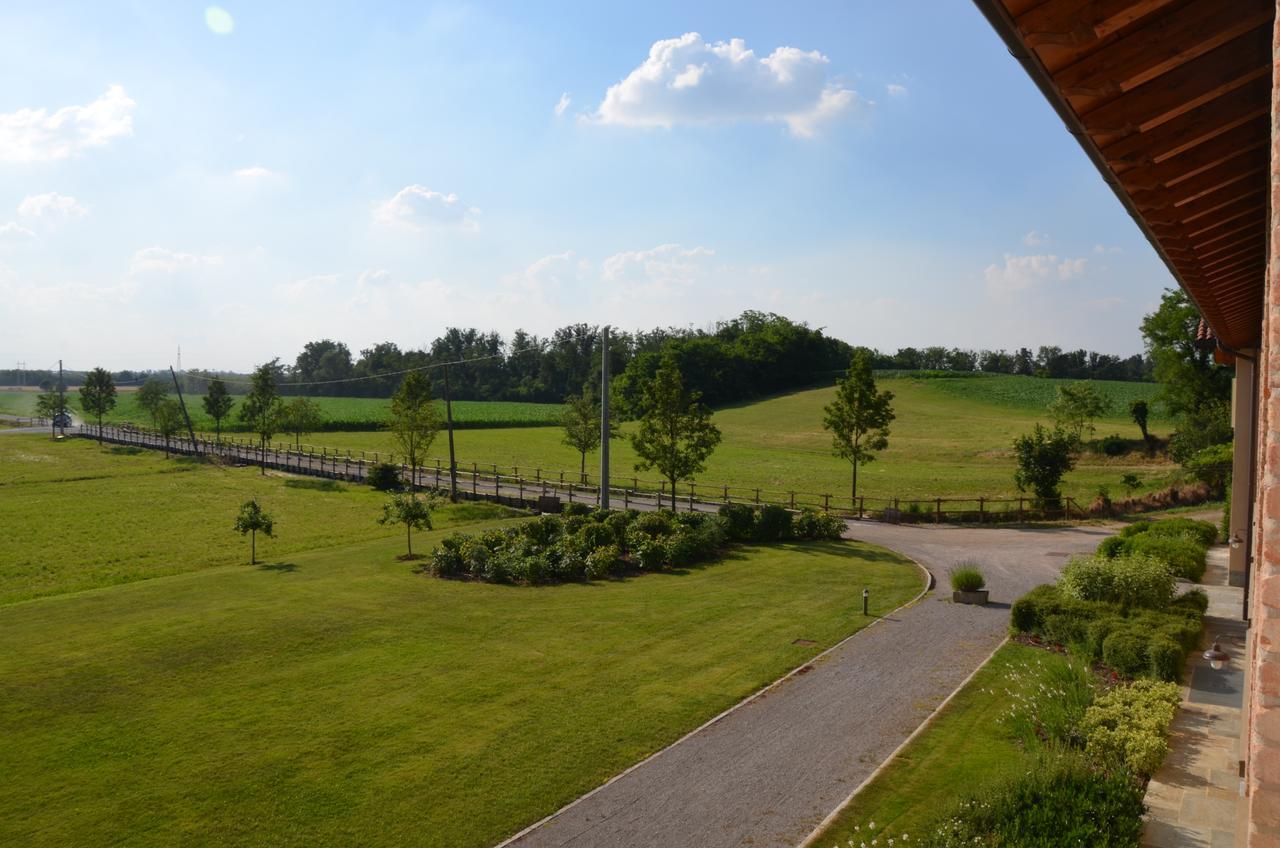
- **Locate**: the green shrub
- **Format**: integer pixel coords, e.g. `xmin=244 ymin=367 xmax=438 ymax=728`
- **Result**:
xmin=460 ymin=537 xmax=491 ymax=578
xmin=1099 ymin=434 xmax=1127 ymax=456
xmin=1119 ymin=521 xmax=1152 ymax=538
xmin=634 ymin=511 xmax=674 ymax=538
xmin=366 ymin=462 xmax=402 ymax=491
xmin=1011 ymin=584 xmax=1061 ymax=633
xmin=950 ymin=564 xmax=986 ymax=592
xmin=1096 ymin=536 xmax=1126 ymax=558
xmin=562 ymin=502 xmax=591 ymax=517
xmin=1102 ymin=630 xmax=1147 ymax=676
xmin=673 ymin=511 xmax=708 ymax=529
xmin=585 ymin=544 xmax=620 ymax=579
xmin=666 ymin=529 xmax=700 ymax=568
xmin=427 ymin=533 xmax=467 ymax=577
xmin=792 ymin=508 xmax=844 ymax=540
xmin=524 ymin=515 xmax=563 ymax=547
xmin=631 ymin=536 xmax=668 ymax=571
xmin=1081 ymin=680 xmax=1181 ymax=777
xmin=718 ymin=503 xmax=755 ymax=542
xmin=916 ymin=753 xmax=1144 ymax=847
xmin=1146 ymin=517 xmax=1218 ymax=548
xmin=1171 ymin=588 xmax=1209 ymax=615
xmin=604 ymin=511 xmax=634 ymax=547
xmin=577 ymin=523 xmax=614 ymax=551
xmin=1043 ymin=612 xmax=1088 ymax=648
xmin=1060 ymin=553 xmax=1174 ymax=609
xmin=1127 ymin=534 xmax=1206 ymax=581
xmin=1084 ymin=617 xmax=1118 ymax=662
xmin=1147 ymin=637 xmax=1183 ymax=682
xmin=1222 ymin=484 xmax=1231 ymax=544
xmin=553 ymin=535 xmax=589 ymax=579
xmin=754 ymin=505 xmax=793 ymax=542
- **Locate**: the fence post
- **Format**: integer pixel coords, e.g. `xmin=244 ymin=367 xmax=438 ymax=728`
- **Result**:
xmin=824 ymin=494 xmax=830 ymax=513
xmin=755 ymin=488 xmax=760 ymax=505
xmin=789 ymin=491 xmax=795 ymax=509
xmin=979 ymin=497 xmax=985 ymax=523
xmin=536 ymin=467 xmax=541 ymax=482
xmin=568 ymin=483 xmax=573 ymax=503
xmin=1018 ymin=497 xmax=1025 ymax=522
xmin=859 ymin=496 xmax=864 ymax=520
xmin=472 ymin=469 xmax=478 ymax=495
xmin=936 ymin=498 xmax=942 ymax=524
xmin=518 ymin=477 xmax=524 ymax=502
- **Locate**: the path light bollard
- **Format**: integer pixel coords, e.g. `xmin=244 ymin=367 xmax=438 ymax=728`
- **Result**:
xmin=863 ymin=588 xmax=869 ymax=617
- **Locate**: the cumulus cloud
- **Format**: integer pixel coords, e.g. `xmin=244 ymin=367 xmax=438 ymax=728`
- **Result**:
xmin=18 ymin=192 xmax=88 ymax=222
xmin=0 ymin=221 xmax=36 ymax=243
xmin=0 ymin=85 xmax=135 ymax=164
xmin=1093 ymin=244 xmax=1123 ymax=254
xmin=1022 ymin=229 xmax=1049 ymax=246
xmin=984 ymin=253 xmax=1087 ymax=294
xmin=886 ymin=83 xmax=908 ymax=98
xmin=593 ymin=33 xmax=858 ymax=137
xmin=374 ymin=185 xmax=479 ymax=230
xmin=554 ymin=92 xmax=572 ymax=117
xmin=233 ymin=165 xmax=280 ymax=181
xmin=602 ymin=243 xmax=715 ymax=292
xmin=130 ymin=246 xmax=223 ymax=274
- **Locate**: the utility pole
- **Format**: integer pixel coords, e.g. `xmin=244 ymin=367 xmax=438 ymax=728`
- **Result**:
xmin=600 ymin=326 xmax=611 ymax=509
xmin=443 ymin=364 xmax=458 ymax=502
xmin=170 ymin=366 xmax=200 ymax=456
xmin=58 ymin=360 xmax=64 ymax=435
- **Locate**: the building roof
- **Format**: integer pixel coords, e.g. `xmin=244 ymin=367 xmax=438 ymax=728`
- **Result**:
xmin=972 ymin=0 xmax=1273 ymax=351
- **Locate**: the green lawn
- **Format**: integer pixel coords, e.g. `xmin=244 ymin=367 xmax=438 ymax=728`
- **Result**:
xmin=0 ymin=437 xmax=923 ymax=846
xmin=239 ymin=376 xmax=1176 ymax=503
xmin=814 ymin=642 xmax=1079 ymax=843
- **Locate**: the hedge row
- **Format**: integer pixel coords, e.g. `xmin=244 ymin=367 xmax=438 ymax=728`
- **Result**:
xmin=1095 ymin=517 xmax=1217 ymax=582
xmin=423 ymin=503 xmax=845 ymax=585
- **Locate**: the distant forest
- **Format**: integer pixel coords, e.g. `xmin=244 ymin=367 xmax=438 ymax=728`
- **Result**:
xmin=6 ymin=312 xmax=1152 ymax=410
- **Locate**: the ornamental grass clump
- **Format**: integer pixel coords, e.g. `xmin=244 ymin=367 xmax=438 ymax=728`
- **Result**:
xmin=950 ymin=564 xmax=986 ymax=593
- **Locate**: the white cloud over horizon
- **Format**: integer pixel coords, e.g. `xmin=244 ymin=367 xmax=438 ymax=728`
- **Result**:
xmin=18 ymin=192 xmax=88 ymax=222
xmin=984 ymin=252 xmax=1087 ymax=294
xmin=0 ymin=85 xmax=135 ymax=164
xmin=234 ymin=165 xmax=280 ymax=181
xmin=130 ymin=246 xmax=224 ymax=275
xmin=593 ymin=33 xmax=859 ymax=137
xmin=374 ymin=185 xmax=479 ymax=230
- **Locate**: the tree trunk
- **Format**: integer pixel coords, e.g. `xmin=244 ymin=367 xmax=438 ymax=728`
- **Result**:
xmin=580 ymin=452 xmax=586 ymax=482
xmin=670 ymin=476 xmax=677 ymax=512
xmin=260 ymin=435 xmax=266 ymax=475
xmin=851 ymin=462 xmax=858 ymax=502
xmin=251 ymin=529 xmax=256 ymax=565
xmin=98 ymin=414 xmax=104 ymax=446
xmin=407 ymin=525 xmax=412 ymax=558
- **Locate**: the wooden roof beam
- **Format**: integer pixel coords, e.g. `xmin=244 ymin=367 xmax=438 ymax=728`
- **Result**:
xmin=1016 ymin=0 xmax=1179 ymax=48
xmin=1100 ymin=77 xmax=1271 ymax=165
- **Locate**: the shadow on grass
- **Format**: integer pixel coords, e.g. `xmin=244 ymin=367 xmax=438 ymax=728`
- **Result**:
xmin=284 ymin=478 xmax=345 ymax=492
xmin=258 ymin=562 xmax=297 ymax=573
xmin=108 ymin=446 xmax=144 ymax=456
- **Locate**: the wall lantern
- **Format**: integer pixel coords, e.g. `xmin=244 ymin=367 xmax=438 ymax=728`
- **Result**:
xmin=1203 ymin=640 xmax=1230 ymax=671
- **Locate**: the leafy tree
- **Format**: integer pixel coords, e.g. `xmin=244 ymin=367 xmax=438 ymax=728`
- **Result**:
xmin=1168 ymin=400 xmax=1233 ymax=465
xmin=202 ymin=377 xmax=234 ymax=443
xmin=34 ymin=390 xmax=70 ymax=437
xmin=233 ymin=498 xmax=275 ymax=565
xmin=822 ymin=350 xmax=895 ymax=501
xmin=560 ymin=384 xmax=617 ymax=480
xmin=1140 ymin=288 xmax=1231 ymax=419
xmin=1120 ymin=473 xmax=1142 ymax=496
xmin=136 ymin=378 xmax=170 ymax=426
xmin=1129 ymin=400 xmax=1150 ymax=442
xmin=387 ymin=371 xmax=440 ymax=473
xmin=153 ymin=398 xmax=183 ymax=457
xmin=79 ymin=367 xmax=117 ymax=444
xmin=1013 ymin=424 xmax=1077 ymax=506
xmin=378 ymin=492 xmax=435 ymax=558
xmin=630 ymin=356 xmax=722 ymax=510
xmin=238 ymin=361 xmax=283 ymax=475
xmin=1047 ymin=381 xmax=1111 ymax=443
xmin=280 ymin=396 xmax=325 ymax=449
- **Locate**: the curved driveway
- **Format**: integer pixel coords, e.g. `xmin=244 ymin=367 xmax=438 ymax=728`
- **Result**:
xmin=502 ymin=520 xmax=1112 ymax=848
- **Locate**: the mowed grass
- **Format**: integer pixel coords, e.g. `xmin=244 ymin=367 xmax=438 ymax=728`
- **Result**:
xmin=290 ymin=376 xmax=1177 ymax=502
xmin=0 ymin=444 xmax=923 ymax=847
xmin=816 ymin=642 xmax=1077 ymax=843
xmin=0 ymin=435 xmax=517 ymax=604
xmin=0 ymin=389 xmax=563 ymax=429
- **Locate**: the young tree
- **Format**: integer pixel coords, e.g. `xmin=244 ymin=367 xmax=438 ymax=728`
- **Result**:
xmin=153 ymin=398 xmax=183 ymax=457
xmin=202 ymin=377 xmax=234 ymax=443
xmin=233 ymin=498 xmax=275 ymax=565
xmin=136 ymin=378 xmax=170 ymax=426
xmin=1129 ymin=399 xmax=1150 ymax=442
xmin=79 ymin=367 xmax=117 ymax=445
xmin=560 ymin=384 xmax=617 ymax=481
xmin=378 ymin=492 xmax=435 ymax=558
xmin=238 ymin=361 xmax=283 ymax=475
xmin=822 ymin=350 xmax=896 ymax=502
xmin=280 ymin=396 xmax=325 ymax=449
xmin=34 ymin=390 xmax=70 ymax=438
xmin=387 ymin=371 xmax=440 ymax=474
xmin=1012 ymin=424 xmax=1077 ymax=506
xmin=630 ymin=357 xmax=722 ymax=510
xmin=1047 ymin=381 xmax=1111 ymax=443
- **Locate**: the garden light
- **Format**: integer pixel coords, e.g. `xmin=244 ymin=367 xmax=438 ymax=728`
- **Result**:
xmin=862 ymin=588 xmax=869 ymax=616
xmin=1230 ymin=534 xmax=1243 ymax=550
xmin=1203 ymin=640 xmax=1229 ymax=671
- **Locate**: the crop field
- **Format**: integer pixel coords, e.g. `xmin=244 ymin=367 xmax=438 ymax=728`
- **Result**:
xmin=0 ymin=434 xmax=921 ymax=847
xmin=0 ymin=389 xmax=563 ymax=430
xmin=254 ymin=375 xmax=1178 ymax=503
xmin=888 ymin=372 xmax=1168 ymax=417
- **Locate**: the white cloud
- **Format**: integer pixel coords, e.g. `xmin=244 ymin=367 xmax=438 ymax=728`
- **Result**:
xmin=0 ymin=221 xmax=36 ymax=243
xmin=130 ymin=246 xmax=223 ymax=274
xmin=233 ymin=165 xmax=280 ymax=181
xmin=1093 ymin=244 xmax=1123 ymax=254
xmin=602 ymin=243 xmax=715 ymax=292
xmin=593 ymin=33 xmax=859 ymax=138
xmin=1022 ymin=229 xmax=1048 ymax=246
xmin=0 ymin=85 xmax=135 ymax=164
xmin=18 ymin=192 xmax=88 ymax=221
xmin=554 ymin=92 xmax=572 ymax=117
xmin=984 ymin=253 xmax=1087 ymax=294
xmin=374 ymin=185 xmax=479 ymax=230
xmin=886 ymin=83 xmax=908 ymax=98
xmin=512 ymin=251 xmax=591 ymax=293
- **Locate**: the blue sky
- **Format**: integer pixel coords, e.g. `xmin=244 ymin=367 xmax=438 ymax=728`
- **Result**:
xmin=0 ymin=1 xmax=1174 ymax=371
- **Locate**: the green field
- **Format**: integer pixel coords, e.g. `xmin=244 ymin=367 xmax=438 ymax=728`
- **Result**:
xmin=240 ymin=375 xmax=1175 ymax=503
xmin=816 ymin=642 xmax=1080 ymax=843
xmin=0 ymin=435 xmax=922 ymax=846
xmin=0 ymin=389 xmax=563 ymax=430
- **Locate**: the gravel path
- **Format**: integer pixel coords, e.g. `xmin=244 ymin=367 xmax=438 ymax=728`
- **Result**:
xmin=501 ymin=520 xmax=1111 ymax=848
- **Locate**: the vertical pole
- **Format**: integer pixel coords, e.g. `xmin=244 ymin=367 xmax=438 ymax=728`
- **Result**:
xmin=169 ymin=367 xmax=199 ymax=456
xmin=600 ymin=325 xmax=611 ymax=510
xmin=57 ymin=360 xmax=64 ymax=436
xmin=443 ymin=364 xmax=458 ymax=502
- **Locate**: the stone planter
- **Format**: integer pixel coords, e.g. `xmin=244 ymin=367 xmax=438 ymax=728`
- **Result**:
xmin=953 ymin=590 xmax=989 ymax=605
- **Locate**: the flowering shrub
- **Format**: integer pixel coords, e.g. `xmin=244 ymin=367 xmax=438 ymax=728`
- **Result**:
xmin=1080 ymin=679 xmax=1181 ymax=777
xmin=1058 ymin=553 xmax=1175 ymax=609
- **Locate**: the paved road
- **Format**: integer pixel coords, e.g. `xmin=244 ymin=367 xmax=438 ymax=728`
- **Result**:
xmin=502 ymin=520 xmax=1110 ymax=848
